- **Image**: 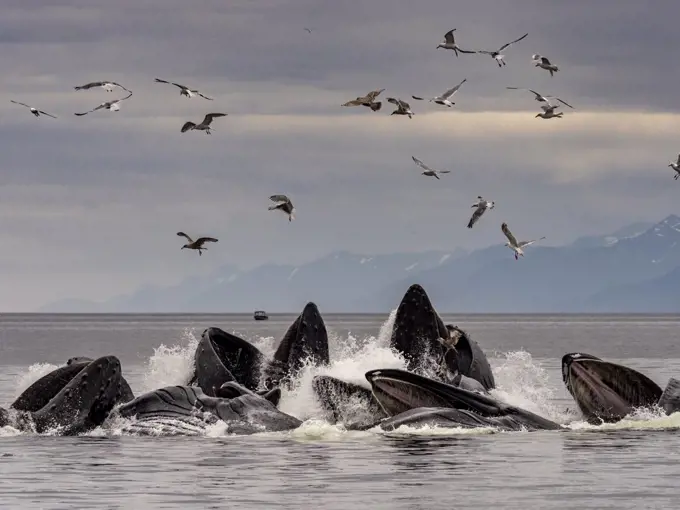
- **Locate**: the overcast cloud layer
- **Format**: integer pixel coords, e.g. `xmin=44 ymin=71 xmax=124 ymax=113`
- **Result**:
xmin=1 ymin=0 xmax=679 ymax=311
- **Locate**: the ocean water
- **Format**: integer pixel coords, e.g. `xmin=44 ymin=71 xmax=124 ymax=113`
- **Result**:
xmin=1 ymin=312 xmax=680 ymax=509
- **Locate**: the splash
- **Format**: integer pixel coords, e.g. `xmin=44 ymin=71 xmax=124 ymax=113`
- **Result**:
xmin=140 ymin=328 xmax=199 ymax=393
xmin=490 ymin=350 xmax=568 ymax=423
xmin=13 ymin=362 xmax=60 ymax=399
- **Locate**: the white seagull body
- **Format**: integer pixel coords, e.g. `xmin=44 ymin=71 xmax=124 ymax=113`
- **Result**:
xmin=412 ymin=78 xmax=467 ymax=107
xmin=74 ymin=91 xmax=133 ymax=116
xmin=506 ymin=87 xmax=574 ymax=109
xmin=74 ymin=81 xmax=130 ymax=93
xmin=387 ymin=97 xmax=414 ymax=118
xmin=436 ymin=29 xmax=477 ymax=56
xmin=502 ymin=222 xmax=545 ymax=260
xmin=532 ymin=54 xmax=559 ymax=77
xmin=467 ymin=196 xmax=495 ymax=229
xmin=10 ymin=100 xmax=57 ymax=119
xmin=268 ymin=195 xmax=295 ymax=221
xmin=669 ymin=154 xmax=680 ymax=180
xmin=467 ymin=33 xmax=528 ymax=67
xmin=412 ymin=156 xmax=450 ymax=179
xmin=154 ymin=78 xmax=213 ymax=100
xmin=535 ymin=105 xmax=564 ymax=119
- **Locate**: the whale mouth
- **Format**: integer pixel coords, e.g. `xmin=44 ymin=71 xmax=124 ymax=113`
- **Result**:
xmin=562 ymin=353 xmax=663 ymax=423
xmin=365 ymin=369 xmax=502 ymax=417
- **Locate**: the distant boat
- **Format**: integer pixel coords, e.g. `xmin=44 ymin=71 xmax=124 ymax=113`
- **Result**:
xmin=253 ymin=310 xmax=269 ymax=321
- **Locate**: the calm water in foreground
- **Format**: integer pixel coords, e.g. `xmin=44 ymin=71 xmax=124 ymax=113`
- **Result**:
xmin=1 ymin=313 xmax=679 ymax=509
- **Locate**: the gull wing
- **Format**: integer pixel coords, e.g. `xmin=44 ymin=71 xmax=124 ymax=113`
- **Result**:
xmin=438 ymin=170 xmax=451 ymax=174
xmin=342 ymin=99 xmax=364 ymax=106
xmin=196 ymin=237 xmax=218 ymax=245
xmin=411 ymin=95 xmax=426 ymax=101
xmin=195 ymin=91 xmax=213 ymax=100
xmin=38 ymin=110 xmax=57 ymax=119
xmin=201 ymin=113 xmax=227 ymax=125
xmin=441 ymin=78 xmax=467 ymax=99
xmin=519 ymin=236 xmax=546 ymax=248
xmin=554 ymin=97 xmax=574 ymax=109
xmin=411 ymin=156 xmax=433 ymax=172
xmin=270 ymin=194 xmax=291 ymax=205
xmin=154 ymin=78 xmax=171 ymax=84
xmin=74 ymin=81 xmax=104 ymax=90
xmin=456 ymin=48 xmax=477 ymax=54
xmin=443 ymin=29 xmax=456 ymax=44
xmin=676 ymin=154 xmax=680 ymax=166
xmin=365 ymin=88 xmax=385 ymax=102
xmin=541 ymin=104 xmax=558 ymax=113
xmin=387 ymin=97 xmax=399 ymax=105
xmin=181 ymin=121 xmax=196 ymax=132
xmin=177 ymin=232 xmax=193 ymax=243
xmin=119 ymin=91 xmax=133 ymax=102
xmin=497 ymin=32 xmax=528 ymax=52
xmin=501 ymin=223 xmax=519 ymax=247
xmin=10 ymin=100 xmax=32 ymax=109
xmin=467 ymin=204 xmax=485 ymax=229
xmin=540 ymin=56 xmax=552 ymax=65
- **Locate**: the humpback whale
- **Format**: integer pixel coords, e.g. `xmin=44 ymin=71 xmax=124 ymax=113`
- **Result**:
xmin=12 ymin=357 xmax=134 ymax=413
xmin=562 ymin=353 xmax=680 ymax=423
xmin=8 ymin=356 xmax=128 ymax=434
xmin=192 ymin=302 xmax=330 ymax=396
xmin=390 ymin=284 xmax=495 ymax=389
xmin=262 ymin=302 xmax=330 ymax=388
xmin=115 ymin=385 xmax=301 ymax=435
xmin=366 ymin=368 xmax=561 ymax=431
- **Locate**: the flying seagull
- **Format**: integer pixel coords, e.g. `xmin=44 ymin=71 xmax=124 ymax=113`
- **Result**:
xmin=177 ymin=232 xmax=218 ymax=256
xmin=535 ymin=104 xmax=564 ymax=119
xmin=412 ymin=156 xmax=450 ymax=180
xmin=506 ymin=87 xmax=574 ymax=109
xmin=10 ymin=100 xmax=57 ymax=119
xmin=467 ymin=33 xmax=528 ymax=67
xmin=412 ymin=78 xmax=467 ymax=107
xmin=304 ymin=27 xmax=313 ymax=33
xmin=180 ymin=113 xmax=227 ymax=134
xmin=154 ymin=78 xmax=213 ymax=100
xmin=467 ymin=196 xmax=495 ymax=229
xmin=501 ymin=222 xmax=545 ymax=260
xmin=268 ymin=195 xmax=295 ymax=221
xmin=342 ymin=89 xmax=384 ymax=111
xmin=669 ymin=154 xmax=680 ymax=180
xmin=74 ymin=91 xmax=133 ymax=116
xmin=531 ymin=54 xmax=559 ymax=77
xmin=436 ymin=29 xmax=477 ymax=56
xmin=74 ymin=81 xmax=130 ymax=93
xmin=387 ymin=97 xmax=414 ymax=118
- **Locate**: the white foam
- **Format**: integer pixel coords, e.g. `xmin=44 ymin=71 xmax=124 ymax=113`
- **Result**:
xmin=140 ymin=328 xmax=199 ymax=393
xmin=13 ymin=362 xmax=60 ymax=398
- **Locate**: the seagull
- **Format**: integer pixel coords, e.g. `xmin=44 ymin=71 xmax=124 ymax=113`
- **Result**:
xmin=506 ymin=87 xmax=574 ymax=109
xmin=74 ymin=81 xmax=130 ymax=93
xmin=535 ymin=105 xmax=564 ymax=119
xmin=501 ymin=222 xmax=545 ymax=260
xmin=387 ymin=97 xmax=414 ymax=118
xmin=180 ymin=113 xmax=227 ymax=134
xmin=532 ymin=54 xmax=559 ymax=77
xmin=412 ymin=78 xmax=467 ymax=107
xmin=268 ymin=195 xmax=295 ymax=221
xmin=412 ymin=156 xmax=451 ymax=180
xmin=74 ymin=91 xmax=133 ymax=116
xmin=10 ymin=100 xmax=57 ymax=119
xmin=177 ymin=232 xmax=218 ymax=256
xmin=669 ymin=154 xmax=680 ymax=180
xmin=154 ymin=78 xmax=213 ymax=100
xmin=342 ymin=89 xmax=384 ymax=111
xmin=468 ymin=33 xmax=528 ymax=67
xmin=436 ymin=29 xmax=477 ymax=56
xmin=467 ymin=196 xmax=495 ymax=229
xmin=304 ymin=27 xmax=313 ymax=33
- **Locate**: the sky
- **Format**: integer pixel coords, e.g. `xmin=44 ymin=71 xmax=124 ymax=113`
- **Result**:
xmin=1 ymin=0 xmax=680 ymax=311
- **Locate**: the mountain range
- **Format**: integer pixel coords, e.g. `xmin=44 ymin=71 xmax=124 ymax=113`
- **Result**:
xmin=39 ymin=215 xmax=680 ymax=313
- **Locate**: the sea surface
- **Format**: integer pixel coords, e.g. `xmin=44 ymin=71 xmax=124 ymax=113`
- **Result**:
xmin=1 ymin=313 xmax=680 ymax=509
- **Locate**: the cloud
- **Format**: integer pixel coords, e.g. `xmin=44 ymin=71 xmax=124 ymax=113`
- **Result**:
xmin=0 ymin=0 xmax=677 ymax=310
